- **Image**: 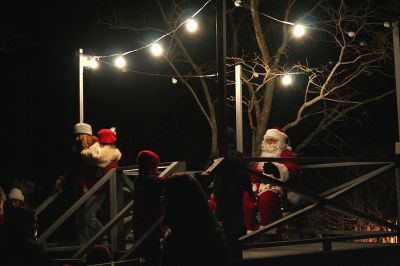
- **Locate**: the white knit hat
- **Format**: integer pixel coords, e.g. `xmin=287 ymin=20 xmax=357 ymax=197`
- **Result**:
xmin=8 ymin=188 xmax=24 ymax=202
xmin=74 ymin=123 xmax=92 ymax=135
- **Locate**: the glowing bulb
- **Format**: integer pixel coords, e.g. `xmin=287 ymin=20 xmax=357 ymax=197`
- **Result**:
xmin=234 ymin=0 xmax=241 ymax=7
xmin=151 ymin=43 xmax=163 ymax=57
xmin=281 ymin=74 xmax=293 ymax=86
xmin=114 ymin=56 xmax=126 ymax=68
xmin=186 ymin=19 xmax=198 ymax=33
xmin=172 ymin=78 xmax=178 ymax=84
xmin=88 ymin=57 xmax=98 ymax=69
xmin=347 ymin=31 xmax=355 ymax=38
xmin=292 ymin=24 xmax=306 ymax=38
xmin=253 ymin=72 xmax=259 ymax=78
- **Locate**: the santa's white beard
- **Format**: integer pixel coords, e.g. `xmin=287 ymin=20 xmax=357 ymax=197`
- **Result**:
xmin=261 ymin=142 xmax=283 ymax=157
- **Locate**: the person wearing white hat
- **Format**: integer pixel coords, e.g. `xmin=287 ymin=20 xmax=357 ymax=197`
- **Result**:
xmin=8 ymin=187 xmax=25 ymax=208
xmin=243 ymin=127 xmax=300 ymax=236
xmin=52 ymin=122 xmax=99 ymax=245
xmin=54 ymin=122 xmax=98 ymax=193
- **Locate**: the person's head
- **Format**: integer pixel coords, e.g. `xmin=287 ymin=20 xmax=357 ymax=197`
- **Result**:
xmin=136 ymin=150 xmax=160 ymax=175
xmin=97 ymin=127 xmax=117 ymax=145
xmin=163 ymin=173 xmax=218 ymax=233
xmin=8 ymin=188 xmax=24 ymax=208
xmin=261 ymin=127 xmax=290 ymax=156
xmin=73 ymin=122 xmax=93 ymax=149
xmin=74 ymin=122 xmax=92 ymax=138
xmin=86 ymin=245 xmax=111 ymax=265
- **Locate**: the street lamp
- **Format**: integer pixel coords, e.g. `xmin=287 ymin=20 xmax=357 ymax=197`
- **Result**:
xmin=78 ymin=48 xmax=98 ymax=123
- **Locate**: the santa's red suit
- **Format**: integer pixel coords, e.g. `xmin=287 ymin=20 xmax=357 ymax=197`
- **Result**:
xmin=243 ymin=128 xmax=299 ymax=232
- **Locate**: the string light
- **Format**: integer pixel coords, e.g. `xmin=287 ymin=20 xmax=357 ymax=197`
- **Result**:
xmin=150 ymin=43 xmax=163 ymax=57
xmin=114 ymin=56 xmax=126 ymax=68
xmin=82 ymin=0 xmax=307 ymax=80
xmin=292 ymin=24 xmax=306 ymax=38
xmin=88 ymin=57 xmax=99 ymax=69
xmin=98 ymin=59 xmax=221 ymax=79
xmin=186 ymin=19 xmax=199 ymax=33
xmin=234 ymin=0 xmax=241 ymax=7
xmin=94 ymin=0 xmax=211 ymax=59
xmin=281 ymin=74 xmax=293 ymax=86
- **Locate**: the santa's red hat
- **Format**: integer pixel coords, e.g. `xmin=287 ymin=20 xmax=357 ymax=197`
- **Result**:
xmin=97 ymin=128 xmax=117 ymax=144
xmin=264 ymin=127 xmax=287 ymax=142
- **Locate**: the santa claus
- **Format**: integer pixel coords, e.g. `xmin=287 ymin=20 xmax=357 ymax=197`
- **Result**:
xmin=243 ymin=127 xmax=299 ymax=233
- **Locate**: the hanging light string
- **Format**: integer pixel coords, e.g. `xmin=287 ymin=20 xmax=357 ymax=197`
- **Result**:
xmin=234 ymin=0 xmax=295 ymax=26
xmin=95 ymin=0 xmax=212 ymax=59
xmin=98 ymin=59 xmax=220 ymax=79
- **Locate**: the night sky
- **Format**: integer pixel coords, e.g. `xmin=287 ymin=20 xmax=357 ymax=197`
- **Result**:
xmin=1 ymin=0 xmax=399 ymax=196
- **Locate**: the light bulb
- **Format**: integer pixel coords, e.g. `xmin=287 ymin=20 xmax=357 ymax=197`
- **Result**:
xmin=281 ymin=74 xmax=293 ymax=86
xmin=347 ymin=31 xmax=355 ymax=38
xmin=88 ymin=57 xmax=99 ymax=69
xmin=172 ymin=78 xmax=178 ymax=84
xmin=114 ymin=56 xmax=126 ymax=68
xmin=186 ymin=19 xmax=198 ymax=33
xmin=292 ymin=24 xmax=306 ymax=38
xmin=151 ymin=43 xmax=163 ymax=57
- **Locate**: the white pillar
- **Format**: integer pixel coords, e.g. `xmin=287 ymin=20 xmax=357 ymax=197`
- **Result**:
xmin=235 ymin=64 xmax=243 ymax=153
xmin=79 ymin=48 xmax=84 ymax=123
xmin=392 ymin=21 xmax=400 ymax=236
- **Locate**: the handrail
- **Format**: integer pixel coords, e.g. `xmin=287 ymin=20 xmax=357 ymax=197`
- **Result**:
xmin=237 ymin=162 xmax=399 ymax=242
xmin=37 ymin=168 xmax=117 ymax=244
xmin=118 ymin=216 xmax=164 ymax=261
xmin=241 ymin=231 xmax=398 ymax=250
xmin=238 ymin=162 xmax=395 ymax=242
xmin=73 ymin=200 xmax=134 ymax=258
xmin=230 ymin=156 xmax=397 ymax=163
xmin=37 ymin=161 xmax=186 ymax=259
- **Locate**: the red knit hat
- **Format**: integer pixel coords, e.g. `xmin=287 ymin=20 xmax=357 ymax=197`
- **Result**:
xmin=97 ymin=128 xmax=117 ymax=144
xmin=136 ymin=150 xmax=160 ymax=173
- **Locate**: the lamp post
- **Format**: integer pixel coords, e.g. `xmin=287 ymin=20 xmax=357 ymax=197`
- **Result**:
xmin=79 ymin=49 xmax=85 ymax=123
xmin=235 ymin=64 xmax=243 ymax=153
xmin=391 ymin=21 xmax=400 ymax=230
xmin=78 ymin=48 xmax=98 ymax=123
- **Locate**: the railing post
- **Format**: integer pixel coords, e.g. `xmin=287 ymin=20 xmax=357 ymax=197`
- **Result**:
xmin=109 ymin=170 xmax=118 ymax=257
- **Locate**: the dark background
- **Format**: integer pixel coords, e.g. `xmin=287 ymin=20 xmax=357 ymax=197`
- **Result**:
xmin=1 ymin=0 xmax=398 ymax=203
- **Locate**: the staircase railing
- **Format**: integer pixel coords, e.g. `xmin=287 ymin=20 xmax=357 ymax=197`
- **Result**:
xmin=36 ymin=161 xmax=186 ymax=260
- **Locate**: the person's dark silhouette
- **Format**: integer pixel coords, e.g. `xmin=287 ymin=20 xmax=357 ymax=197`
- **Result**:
xmin=1 ymin=207 xmax=59 ymax=266
xmin=161 ymin=173 xmax=228 ymax=266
